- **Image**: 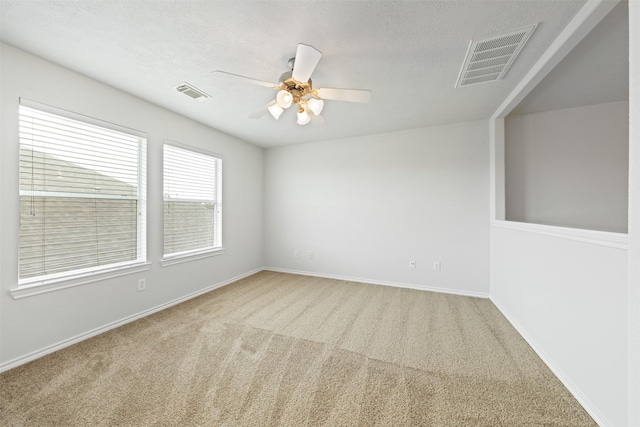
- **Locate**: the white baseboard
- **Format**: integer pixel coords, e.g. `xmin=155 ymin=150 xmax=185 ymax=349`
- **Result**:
xmin=490 ymin=296 xmax=611 ymax=427
xmin=0 ymin=268 xmax=263 ymax=373
xmin=264 ymin=267 xmax=489 ymax=298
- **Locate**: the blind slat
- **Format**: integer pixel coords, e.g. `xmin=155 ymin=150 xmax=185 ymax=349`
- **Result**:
xmin=163 ymin=143 xmax=222 ymax=257
xmin=18 ymin=103 xmax=146 ymax=282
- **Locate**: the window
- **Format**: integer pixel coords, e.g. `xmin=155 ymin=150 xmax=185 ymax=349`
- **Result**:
xmin=163 ymin=142 xmax=222 ymax=260
xmin=18 ymin=100 xmax=147 ymax=284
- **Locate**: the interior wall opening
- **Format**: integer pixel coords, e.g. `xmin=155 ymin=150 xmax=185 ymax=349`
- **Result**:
xmin=504 ymin=1 xmax=629 ymax=233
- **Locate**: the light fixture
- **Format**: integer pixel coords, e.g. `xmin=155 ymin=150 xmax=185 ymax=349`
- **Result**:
xmin=217 ymin=43 xmax=373 ymax=127
xmin=307 ymin=98 xmax=324 ymax=116
xmin=267 ymin=102 xmax=284 ymax=120
xmin=296 ymin=108 xmax=310 ymax=125
xmin=276 ymin=90 xmax=293 ymax=108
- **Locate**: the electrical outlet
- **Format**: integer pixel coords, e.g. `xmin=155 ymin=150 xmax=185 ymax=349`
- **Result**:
xmin=309 ymin=251 xmax=314 ymax=260
xmin=433 ymin=262 xmax=441 ymax=271
xmin=293 ymin=250 xmax=299 ymax=258
xmin=409 ymin=259 xmax=416 ymax=268
xmin=137 ymin=278 xmax=146 ymax=292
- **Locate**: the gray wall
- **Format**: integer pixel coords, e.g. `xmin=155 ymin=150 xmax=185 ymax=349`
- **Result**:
xmin=505 ymin=101 xmax=629 ymax=232
xmin=0 ymin=43 xmax=264 ymax=367
xmin=264 ymin=121 xmax=490 ymax=296
xmin=628 ymin=2 xmax=640 ymax=422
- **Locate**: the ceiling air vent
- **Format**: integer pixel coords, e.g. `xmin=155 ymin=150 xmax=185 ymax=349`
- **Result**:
xmin=173 ymin=82 xmax=211 ymax=101
xmin=455 ymin=24 xmax=537 ymax=87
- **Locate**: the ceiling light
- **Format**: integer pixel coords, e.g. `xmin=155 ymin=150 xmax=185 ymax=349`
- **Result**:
xmin=307 ymin=98 xmax=324 ymax=116
xmin=268 ymin=103 xmax=284 ymax=120
xmin=296 ymin=108 xmax=310 ymax=125
xmin=276 ymin=90 xmax=293 ymax=108
xmin=217 ymin=43 xmax=372 ymax=127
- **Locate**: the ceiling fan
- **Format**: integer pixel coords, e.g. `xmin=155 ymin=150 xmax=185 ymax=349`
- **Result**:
xmin=213 ymin=43 xmax=372 ymax=126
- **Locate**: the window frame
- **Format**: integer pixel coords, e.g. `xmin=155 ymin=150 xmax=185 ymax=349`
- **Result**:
xmin=13 ymin=99 xmax=149 ymax=295
xmin=161 ymin=140 xmax=223 ymax=266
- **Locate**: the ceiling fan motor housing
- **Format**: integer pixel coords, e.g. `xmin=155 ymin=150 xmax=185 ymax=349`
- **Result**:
xmin=279 ymin=71 xmax=313 ymax=103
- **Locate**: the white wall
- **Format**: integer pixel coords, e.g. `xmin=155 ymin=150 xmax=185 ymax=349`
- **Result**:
xmin=488 ymin=1 xmax=634 ymax=424
xmin=490 ymin=225 xmax=628 ymax=426
xmin=264 ymin=122 xmax=490 ymax=296
xmin=505 ymin=101 xmax=629 ymax=233
xmin=0 ymin=43 xmax=264 ymax=368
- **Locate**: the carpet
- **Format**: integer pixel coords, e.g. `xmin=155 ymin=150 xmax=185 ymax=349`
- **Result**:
xmin=0 ymin=271 xmax=596 ymax=426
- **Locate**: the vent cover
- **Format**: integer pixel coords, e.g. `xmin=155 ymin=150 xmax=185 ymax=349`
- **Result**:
xmin=173 ymin=82 xmax=211 ymax=100
xmin=455 ymin=24 xmax=537 ymax=87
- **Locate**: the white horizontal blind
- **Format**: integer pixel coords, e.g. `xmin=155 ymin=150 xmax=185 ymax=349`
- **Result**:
xmin=18 ymin=102 xmax=146 ymax=282
xmin=163 ymin=142 xmax=222 ymax=258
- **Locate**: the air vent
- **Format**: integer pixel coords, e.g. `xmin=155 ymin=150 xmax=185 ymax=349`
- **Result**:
xmin=455 ymin=24 xmax=537 ymax=87
xmin=173 ymin=82 xmax=211 ymax=101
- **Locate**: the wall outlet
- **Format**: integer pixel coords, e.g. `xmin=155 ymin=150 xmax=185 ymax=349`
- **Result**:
xmin=137 ymin=278 xmax=146 ymax=292
xmin=409 ymin=259 xmax=416 ymax=268
xmin=309 ymin=251 xmax=314 ymax=260
xmin=293 ymin=249 xmax=299 ymax=258
xmin=433 ymin=261 xmax=441 ymax=271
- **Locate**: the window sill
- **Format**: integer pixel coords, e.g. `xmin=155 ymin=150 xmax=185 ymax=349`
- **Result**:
xmin=160 ymin=248 xmax=225 ymax=267
xmin=10 ymin=262 xmax=152 ymax=299
xmin=491 ymin=220 xmax=628 ymax=249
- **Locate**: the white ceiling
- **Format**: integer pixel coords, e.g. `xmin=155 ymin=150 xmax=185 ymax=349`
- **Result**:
xmin=0 ymin=0 xmax=595 ymax=147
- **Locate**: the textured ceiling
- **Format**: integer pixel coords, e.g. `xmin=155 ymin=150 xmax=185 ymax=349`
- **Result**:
xmin=0 ymin=0 xmax=592 ymax=147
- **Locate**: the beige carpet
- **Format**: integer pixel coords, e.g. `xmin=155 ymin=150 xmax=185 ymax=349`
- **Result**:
xmin=1 ymin=271 xmax=595 ymax=426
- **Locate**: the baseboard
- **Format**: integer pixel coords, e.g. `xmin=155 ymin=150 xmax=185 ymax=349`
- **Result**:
xmin=0 ymin=267 xmax=264 ymax=373
xmin=264 ymin=267 xmax=489 ymax=298
xmin=490 ymin=296 xmax=611 ymax=427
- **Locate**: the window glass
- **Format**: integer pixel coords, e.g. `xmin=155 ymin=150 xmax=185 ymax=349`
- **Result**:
xmin=163 ymin=142 xmax=222 ymax=258
xmin=18 ymin=101 xmax=146 ymax=283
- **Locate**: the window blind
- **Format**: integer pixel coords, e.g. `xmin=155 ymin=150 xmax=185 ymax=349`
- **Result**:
xmin=163 ymin=142 xmax=222 ymax=258
xmin=18 ymin=102 xmax=146 ymax=282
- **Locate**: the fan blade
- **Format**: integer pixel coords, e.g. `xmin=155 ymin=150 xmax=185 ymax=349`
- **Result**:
xmin=249 ymin=100 xmax=277 ymax=119
xmin=316 ymin=88 xmax=371 ymax=103
xmin=291 ymin=44 xmax=322 ymax=83
xmin=213 ymin=70 xmax=279 ymax=89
